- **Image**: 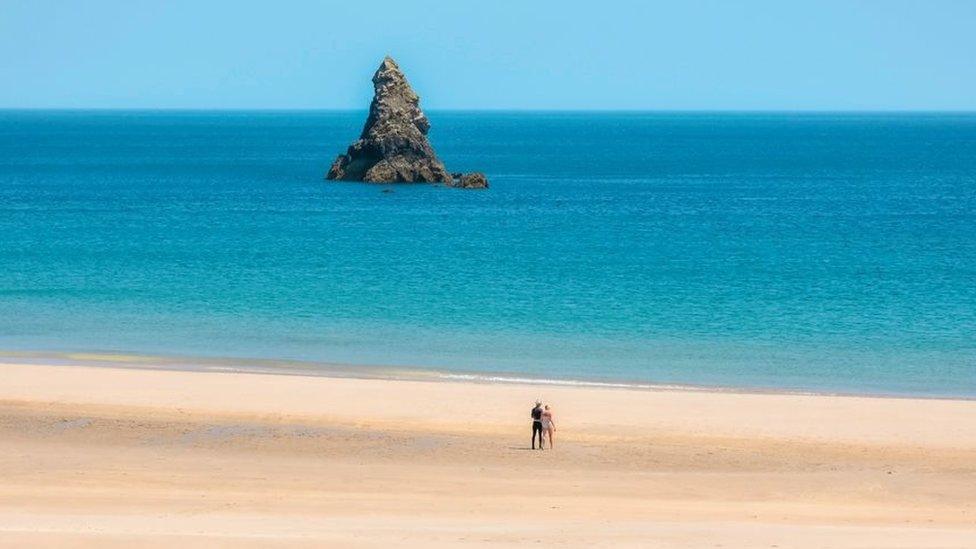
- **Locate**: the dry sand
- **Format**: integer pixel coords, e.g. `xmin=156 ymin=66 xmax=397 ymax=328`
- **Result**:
xmin=0 ymin=361 xmax=974 ymax=547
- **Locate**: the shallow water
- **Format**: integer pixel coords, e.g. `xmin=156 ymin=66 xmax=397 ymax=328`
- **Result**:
xmin=1 ymin=110 xmax=974 ymax=396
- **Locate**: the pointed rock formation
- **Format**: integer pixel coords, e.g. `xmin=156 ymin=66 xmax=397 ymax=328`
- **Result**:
xmin=326 ymin=57 xmax=488 ymax=189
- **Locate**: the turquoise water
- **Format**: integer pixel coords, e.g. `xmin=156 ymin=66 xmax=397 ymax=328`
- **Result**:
xmin=1 ymin=110 xmax=974 ymax=396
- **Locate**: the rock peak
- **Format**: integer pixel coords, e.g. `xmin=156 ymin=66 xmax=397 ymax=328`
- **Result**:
xmin=326 ymin=58 xmax=488 ymax=188
xmin=373 ymin=57 xmax=403 ymax=86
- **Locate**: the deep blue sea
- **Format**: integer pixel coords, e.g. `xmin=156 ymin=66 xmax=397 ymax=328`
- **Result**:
xmin=1 ymin=110 xmax=974 ymax=396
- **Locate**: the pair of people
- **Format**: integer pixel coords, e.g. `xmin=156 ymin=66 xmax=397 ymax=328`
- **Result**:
xmin=530 ymin=401 xmax=555 ymax=450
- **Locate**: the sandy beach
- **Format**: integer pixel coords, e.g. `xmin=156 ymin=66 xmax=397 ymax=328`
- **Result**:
xmin=0 ymin=361 xmax=974 ymax=547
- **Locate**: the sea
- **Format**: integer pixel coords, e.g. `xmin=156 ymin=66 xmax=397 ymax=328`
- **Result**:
xmin=1 ymin=110 xmax=974 ymax=397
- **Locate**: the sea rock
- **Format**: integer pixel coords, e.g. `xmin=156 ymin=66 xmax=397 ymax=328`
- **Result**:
xmin=450 ymin=172 xmax=489 ymax=189
xmin=326 ymin=57 xmax=488 ymax=189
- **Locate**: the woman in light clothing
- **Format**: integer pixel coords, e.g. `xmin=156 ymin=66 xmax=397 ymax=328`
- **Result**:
xmin=541 ymin=405 xmax=555 ymax=449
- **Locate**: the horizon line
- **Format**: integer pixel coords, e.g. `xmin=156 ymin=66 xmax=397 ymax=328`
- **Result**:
xmin=2 ymin=107 xmax=976 ymax=115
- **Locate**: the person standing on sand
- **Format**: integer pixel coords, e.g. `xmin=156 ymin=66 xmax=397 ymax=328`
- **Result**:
xmin=541 ymin=405 xmax=555 ymax=449
xmin=531 ymin=401 xmax=544 ymax=450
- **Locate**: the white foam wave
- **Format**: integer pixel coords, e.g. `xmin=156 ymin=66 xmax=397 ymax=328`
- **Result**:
xmin=434 ymin=372 xmax=700 ymax=391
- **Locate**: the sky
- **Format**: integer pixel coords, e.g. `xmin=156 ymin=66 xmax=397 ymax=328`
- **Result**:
xmin=1 ymin=0 xmax=974 ymax=110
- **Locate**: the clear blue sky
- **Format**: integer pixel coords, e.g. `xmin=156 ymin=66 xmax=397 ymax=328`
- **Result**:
xmin=2 ymin=0 xmax=974 ymax=110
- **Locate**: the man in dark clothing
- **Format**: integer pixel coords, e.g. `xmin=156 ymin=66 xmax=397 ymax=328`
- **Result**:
xmin=531 ymin=401 xmax=544 ymax=449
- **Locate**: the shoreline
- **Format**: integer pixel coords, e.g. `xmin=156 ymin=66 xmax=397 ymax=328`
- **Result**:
xmin=1 ymin=359 xmax=974 ymax=546
xmin=3 ymin=360 xmax=975 ymax=446
xmin=1 ymin=348 xmax=973 ymax=402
